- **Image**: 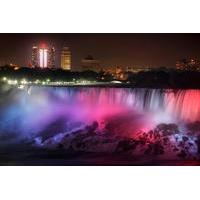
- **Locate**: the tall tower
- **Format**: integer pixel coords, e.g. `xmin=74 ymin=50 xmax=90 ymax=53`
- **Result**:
xmin=32 ymin=46 xmax=39 ymax=67
xmin=48 ymin=47 xmax=55 ymax=68
xmin=39 ymin=48 xmax=48 ymax=68
xmin=32 ymin=44 xmax=56 ymax=68
xmin=61 ymin=47 xmax=71 ymax=70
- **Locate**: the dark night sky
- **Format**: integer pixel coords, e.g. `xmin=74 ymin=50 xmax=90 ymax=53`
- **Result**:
xmin=1 ymin=33 xmax=200 ymax=69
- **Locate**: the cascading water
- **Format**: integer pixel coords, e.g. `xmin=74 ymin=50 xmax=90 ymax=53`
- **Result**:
xmin=1 ymin=85 xmax=200 ymax=164
xmin=1 ymin=86 xmax=200 ymax=139
xmin=165 ymin=89 xmax=200 ymax=122
xmin=43 ymin=87 xmax=200 ymax=124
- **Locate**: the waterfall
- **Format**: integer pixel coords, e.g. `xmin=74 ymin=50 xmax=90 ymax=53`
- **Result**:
xmin=33 ymin=88 xmax=200 ymax=121
xmin=27 ymin=86 xmax=200 ymax=123
xmin=165 ymin=89 xmax=200 ymax=122
xmin=1 ymin=86 xmax=200 ymax=141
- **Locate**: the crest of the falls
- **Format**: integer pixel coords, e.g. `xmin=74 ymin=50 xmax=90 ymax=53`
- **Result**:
xmin=44 ymin=87 xmax=200 ymax=123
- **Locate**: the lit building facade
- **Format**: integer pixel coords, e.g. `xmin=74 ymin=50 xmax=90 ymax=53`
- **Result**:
xmin=39 ymin=48 xmax=48 ymax=68
xmin=48 ymin=47 xmax=56 ymax=68
xmin=32 ymin=46 xmax=39 ymax=67
xmin=31 ymin=45 xmax=55 ymax=68
xmin=61 ymin=47 xmax=71 ymax=70
xmin=101 ymin=65 xmax=150 ymax=80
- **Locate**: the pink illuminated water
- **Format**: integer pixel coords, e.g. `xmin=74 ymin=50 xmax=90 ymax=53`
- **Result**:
xmin=2 ymin=86 xmax=200 ymax=165
xmin=1 ymin=86 xmax=200 ymax=140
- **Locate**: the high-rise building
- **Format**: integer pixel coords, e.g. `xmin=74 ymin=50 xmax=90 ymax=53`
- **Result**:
xmin=39 ymin=48 xmax=48 ymax=68
xmin=31 ymin=44 xmax=55 ymax=68
xmin=32 ymin=46 xmax=39 ymax=67
xmin=61 ymin=47 xmax=71 ymax=70
xmin=48 ymin=47 xmax=55 ymax=68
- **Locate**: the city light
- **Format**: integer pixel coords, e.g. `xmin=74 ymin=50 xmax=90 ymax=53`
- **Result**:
xmin=44 ymin=49 xmax=48 ymax=68
xmin=3 ymin=77 xmax=124 ymax=87
xmin=7 ymin=79 xmax=18 ymax=85
xmin=21 ymin=79 xmax=27 ymax=84
xmin=39 ymin=48 xmax=48 ymax=68
xmin=39 ymin=49 xmax=43 ymax=67
xmin=18 ymin=85 xmax=25 ymax=89
xmin=32 ymin=44 xmax=55 ymax=68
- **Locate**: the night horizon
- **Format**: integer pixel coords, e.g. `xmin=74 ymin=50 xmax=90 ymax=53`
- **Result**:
xmin=2 ymin=33 xmax=200 ymax=166
xmin=1 ymin=33 xmax=200 ymax=68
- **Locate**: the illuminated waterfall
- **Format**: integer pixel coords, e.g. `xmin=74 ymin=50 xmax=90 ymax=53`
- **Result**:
xmin=1 ymin=86 xmax=200 ymax=140
xmin=39 ymin=87 xmax=200 ymax=122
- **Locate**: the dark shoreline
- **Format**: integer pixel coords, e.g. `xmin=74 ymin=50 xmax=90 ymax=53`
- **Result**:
xmin=3 ymin=82 xmax=200 ymax=90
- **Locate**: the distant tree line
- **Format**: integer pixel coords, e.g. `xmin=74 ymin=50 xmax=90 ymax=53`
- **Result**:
xmin=1 ymin=65 xmax=200 ymax=88
xmin=127 ymin=70 xmax=200 ymax=88
xmin=0 ymin=66 xmax=113 ymax=82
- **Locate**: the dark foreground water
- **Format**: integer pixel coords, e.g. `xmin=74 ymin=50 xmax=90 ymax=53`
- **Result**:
xmin=1 ymin=85 xmax=200 ymax=165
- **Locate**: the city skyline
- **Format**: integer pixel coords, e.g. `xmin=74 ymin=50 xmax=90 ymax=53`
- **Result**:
xmin=1 ymin=33 xmax=200 ymax=69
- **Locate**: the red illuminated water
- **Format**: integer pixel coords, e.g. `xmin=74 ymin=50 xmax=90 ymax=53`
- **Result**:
xmin=2 ymin=87 xmax=200 ymax=137
xmin=1 ymin=86 xmax=200 ymax=165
